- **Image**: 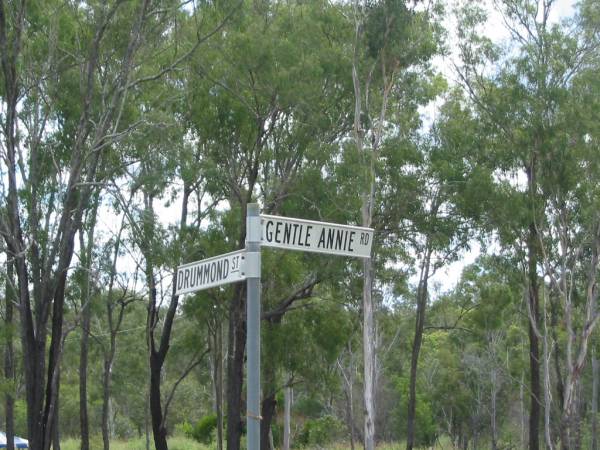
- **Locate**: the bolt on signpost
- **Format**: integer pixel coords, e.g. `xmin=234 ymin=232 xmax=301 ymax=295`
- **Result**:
xmin=176 ymin=203 xmax=373 ymax=450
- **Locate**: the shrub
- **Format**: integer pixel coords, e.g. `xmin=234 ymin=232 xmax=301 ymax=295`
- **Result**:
xmin=297 ymin=415 xmax=344 ymax=447
xmin=189 ymin=414 xmax=218 ymax=444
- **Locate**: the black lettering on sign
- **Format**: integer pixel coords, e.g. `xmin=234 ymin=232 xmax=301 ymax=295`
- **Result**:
xmin=327 ymin=228 xmax=334 ymax=249
xmin=348 ymin=231 xmax=356 ymax=252
xmin=283 ymin=222 xmax=292 ymax=244
xmin=360 ymin=232 xmax=370 ymax=246
xmin=293 ymin=223 xmax=299 ymax=244
xmin=184 ymin=268 xmax=191 ymax=289
xmin=265 ymin=220 xmax=274 ymax=242
xmin=335 ymin=229 xmax=343 ymax=250
xmin=317 ymin=228 xmax=326 ymax=248
xmin=297 ymin=225 xmax=304 ymax=246
xmin=192 ymin=265 xmax=201 ymax=287
xmin=203 ymin=264 xmax=210 ymax=283
xmin=275 ymin=221 xmax=282 ymax=243
xmin=305 ymin=225 xmax=312 ymax=247
xmin=177 ymin=270 xmax=184 ymax=290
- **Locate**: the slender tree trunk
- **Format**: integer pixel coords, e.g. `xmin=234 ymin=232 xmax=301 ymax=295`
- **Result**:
xmin=261 ymin=319 xmax=280 ymax=450
xmin=491 ymin=367 xmax=498 ymax=450
xmin=79 ymin=297 xmax=91 ymax=450
xmin=528 ymin=228 xmax=542 ymax=450
xmin=5 ymin=260 xmax=15 ymax=450
xmin=592 ymin=353 xmax=598 ymax=450
xmin=227 ymin=202 xmax=249 ymax=450
xmin=149 ymin=352 xmax=168 ymax=450
xmin=78 ymin=198 xmax=99 ymax=450
xmin=227 ymin=283 xmax=247 ymax=450
xmin=53 ymin=390 xmax=61 ymax=450
xmin=102 ymin=359 xmax=112 ymax=450
xmin=260 ymin=392 xmax=277 ymax=450
xmin=521 ymin=373 xmax=526 ymax=449
xmin=362 ymin=255 xmax=376 ymax=450
xmin=340 ymin=349 xmax=357 ymax=450
xmin=543 ymin=290 xmax=554 ymax=450
xmin=527 ymin=155 xmax=541 ymax=450
xmin=406 ymin=249 xmax=432 ymax=450
xmin=213 ymin=320 xmax=224 ymax=450
xmin=283 ymin=385 xmax=292 ymax=450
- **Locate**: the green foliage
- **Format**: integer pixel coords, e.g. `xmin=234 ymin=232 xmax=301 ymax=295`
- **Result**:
xmin=393 ymin=376 xmax=437 ymax=447
xmin=187 ymin=414 xmax=218 ymax=444
xmin=297 ymin=415 xmax=345 ymax=447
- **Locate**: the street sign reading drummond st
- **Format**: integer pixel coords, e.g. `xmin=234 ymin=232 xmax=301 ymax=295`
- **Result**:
xmin=261 ymin=214 xmax=373 ymax=258
xmin=175 ymin=249 xmax=246 ymax=296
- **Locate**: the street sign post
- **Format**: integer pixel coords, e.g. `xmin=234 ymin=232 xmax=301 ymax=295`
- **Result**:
xmin=175 ymin=249 xmax=247 ymax=296
xmin=177 ymin=206 xmax=373 ymax=450
xmin=261 ymin=214 xmax=373 ymax=258
xmin=245 ymin=204 xmax=262 ymax=450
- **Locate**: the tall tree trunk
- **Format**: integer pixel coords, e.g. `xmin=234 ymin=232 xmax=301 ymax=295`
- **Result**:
xmin=592 ymin=353 xmax=598 ymax=450
xmin=5 ymin=260 xmax=15 ymax=450
xmin=79 ymin=197 xmax=99 ymax=450
xmin=144 ymin=185 xmax=193 ymax=450
xmin=362 ymin=254 xmax=376 ymax=450
xmin=149 ymin=352 xmax=168 ymax=450
xmin=521 ymin=373 xmax=526 ymax=450
xmin=53 ymin=389 xmax=61 ymax=450
xmin=542 ymin=291 xmax=554 ymax=450
xmin=527 ymin=155 xmax=541 ymax=450
xmin=212 ymin=319 xmax=224 ymax=450
xmin=227 ymin=202 xmax=249 ymax=450
xmin=406 ymin=249 xmax=432 ymax=450
xmin=79 ymin=296 xmax=91 ymax=450
xmin=261 ymin=319 xmax=280 ymax=450
xmin=260 ymin=392 xmax=277 ymax=450
xmin=491 ymin=367 xmax=498 ymax=450
xmin=283 ymin=385 xmax=292 ymax=450
xmin=227 ymin=283 xmax=247 ymax=450
xmin=102 ymin=358 xmax=112 ymax=450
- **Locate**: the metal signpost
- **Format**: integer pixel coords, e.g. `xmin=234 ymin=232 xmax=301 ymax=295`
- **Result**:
xmin=176 ymin=204 xmax=373 ymax=450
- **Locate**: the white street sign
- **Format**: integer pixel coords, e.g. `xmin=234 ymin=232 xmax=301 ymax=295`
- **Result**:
xmin=176 ymin=249 xmax=246 ymax=295
xmin=261 ymin=214 xmax=373 ymax=258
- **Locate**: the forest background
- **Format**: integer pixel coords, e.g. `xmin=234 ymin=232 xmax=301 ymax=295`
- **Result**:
xmin=1 ymin=0 xmax=600 ymax=450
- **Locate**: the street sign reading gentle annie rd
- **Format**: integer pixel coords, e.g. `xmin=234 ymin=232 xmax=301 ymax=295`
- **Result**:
xmin=260 ymin=214 xmax=373 ymax=258
xmin=175 ymin=249 xmax=246 ymax=295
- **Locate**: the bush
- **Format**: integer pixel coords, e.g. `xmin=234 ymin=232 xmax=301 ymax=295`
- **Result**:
xmin=297 ymin=415 xmax=344 ymax=447
xmin=188 ymin=414 xmax=218 ymax=444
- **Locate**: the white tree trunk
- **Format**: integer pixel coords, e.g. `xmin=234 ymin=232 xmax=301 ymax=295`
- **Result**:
xmin=363 ymin=256 xmax=376 ymax=450
xmin=283 ymin=385 xmax=293 ymax=450
xmin=592 ymin=352 xmax=598 ymax=450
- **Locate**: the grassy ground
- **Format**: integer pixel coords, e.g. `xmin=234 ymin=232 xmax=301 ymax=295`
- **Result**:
xmin=61 ymin=436 xmax=211 ymax=450
xmin=60 ymin=437 xmax=455 ymax=450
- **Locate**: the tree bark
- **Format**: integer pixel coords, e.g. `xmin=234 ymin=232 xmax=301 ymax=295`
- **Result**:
xmin=211 ymin=319 xmax=224 ymax=450
xmin=227 ymin=282 xmax=247 ymax=450
xmin=362 ymin=254 xmax=376 ymax=450
xmin=5 ymin=260 xmax=15 ymax=450
xmin=406 ymin=249 xmax=432 ymax=450
xmin=260 ymin=391 xmax=277 ymax=450
xmin=283 ymin=385 xmax=292 ymax=450
xmin=149 ymin=351 xmax=168 ymax=450
xmin=78 ymin=197 xmax=99 ymax=450
xmin=491 ymin=368 xmax=498 ymax=450
xmin=592 ymin=353 xmax=598 ymax=450
xmin=227 ymin=201 xmax=249 ymax=450
xmin=527 ymin=155 xmax=541 ymax=450
xmin=79 ymin=290 xmax=91 ymax=450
